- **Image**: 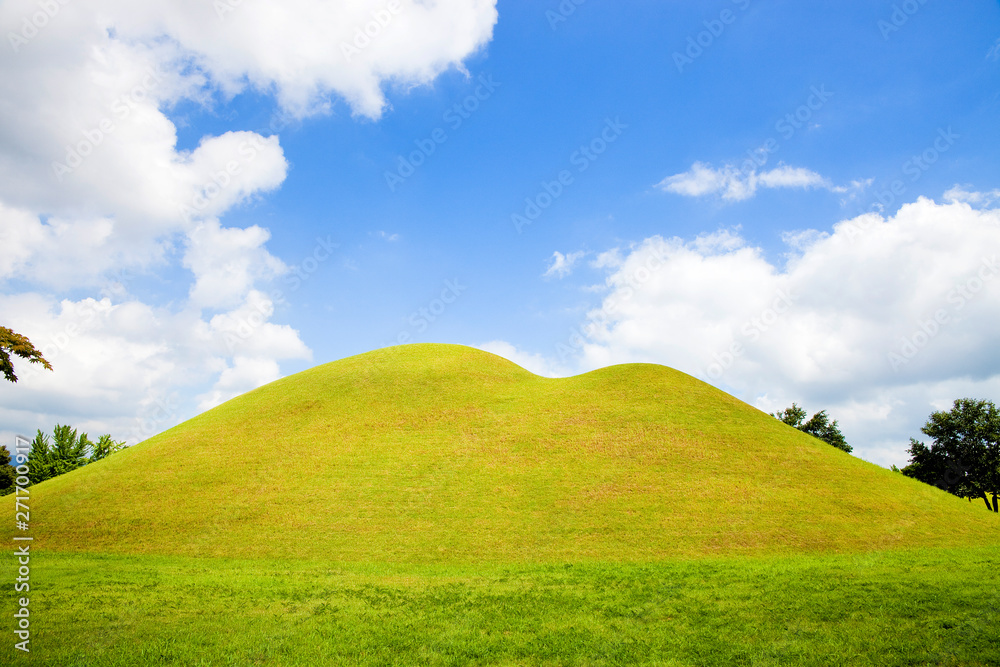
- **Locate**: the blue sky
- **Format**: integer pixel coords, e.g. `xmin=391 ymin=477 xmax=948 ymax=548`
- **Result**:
xmin=2 ymin=0 xmax=999 ymax=468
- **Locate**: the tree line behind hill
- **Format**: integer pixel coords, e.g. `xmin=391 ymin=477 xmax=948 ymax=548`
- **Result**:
xmin=773 ymin=398 xmax=999 ymax=513
xmin=1 ymin=425 xmax=126 ymax=495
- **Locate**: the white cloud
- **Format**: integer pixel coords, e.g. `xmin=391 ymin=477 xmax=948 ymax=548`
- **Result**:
xmin=183 ymin=220 xmax=288 ymax=310
xmin=657 ymin=161 xmax=859 ymax=202
xmin=756 ymin=165 xmax=827 ymax=189
xmin=196 ymin=356 xmax=282 ymax=412
xmin=0 ymin=0 xmax=496 ymax=443
xmin=543 ymin=250 xmax=586 ymax=279
xmin=476 ymin=341 xmax=570 ymax=378
xmin=591 ymin=248 xmax=624 ymax=270
xmin=103 ymin=0 xmax=500 ymax=120
xmin=0 ymin=0 xmax=496 ymax=285
xmin=0 ymin=289 xmax=311 ymax=445
xmin=944 ymin=184 xmax=1000 ymax=207
xmin=494 ymin=195 xmax=1000 ymax=467
xmin=0 ymin=205 xmax=171 ymax=290
xmin=201 ymin=290 xmax=311 ymax=361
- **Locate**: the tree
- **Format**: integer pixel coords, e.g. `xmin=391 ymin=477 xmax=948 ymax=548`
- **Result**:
xmin=28 ymin=426 xmax=89 ymax=484
xmin=901 ymin=398 xmax=1000 ymax=513
xmin=26 ymin=425 xmax=127 ymax=485
xmin=0 ymin=446 xmax=16 ymax=496
xmin=0 ymin=326 xmax=53 ymax=383
xmin=90 ymin=434 xmax=127 ymax=462
xmin=772 ymin=403 xmax=853 ymax=453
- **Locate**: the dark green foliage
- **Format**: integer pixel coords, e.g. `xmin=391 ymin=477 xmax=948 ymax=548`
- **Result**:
xmin=902 ymin=398 xmax=1000 ymax=512
xmin=28 ymin=426 xmax=89 ymax=484
xmin=90 ymin=433 xmax=127 ymax=462
xmin=0 ymin=326 xmax=53 ymax=383
xmin=773 ymin=403 xmax=808 ymax=428
xmin=27 ymin=425 xmax=127 ymax=485
xmin=772 ymin=403 xmax=853 ymax=453
xmin=0 ymin=446 xmax=16 ymax=496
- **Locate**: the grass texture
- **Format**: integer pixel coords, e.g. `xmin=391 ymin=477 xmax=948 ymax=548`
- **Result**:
xmin=1 ymin=547 xmax=997 ymax=665
xmin=5 ymin=344 xmax=998 ymax=562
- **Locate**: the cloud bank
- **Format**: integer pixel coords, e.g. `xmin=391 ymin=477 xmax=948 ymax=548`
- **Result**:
xmin=0 ymin=0 xmax=499 ymax=442
xmin=491 ymin=194 xmax=1000 ymax=467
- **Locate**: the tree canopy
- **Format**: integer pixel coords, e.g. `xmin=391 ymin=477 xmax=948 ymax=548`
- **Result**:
xmin=27 ymin=425 xmax=126 ymax=485
xmin=901 ymin=398 xmax=1000 ymax=513
xmin=0 ymin=446 xmax=16 ymax=495
xmin=772 ymin=403 xmax=852 ymax=453
xmin=0 ymin=326 xmax=53 ymax=383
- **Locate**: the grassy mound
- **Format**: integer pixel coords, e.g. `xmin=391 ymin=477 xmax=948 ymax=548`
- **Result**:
xmin=8 ymin=344 xmax=998 ymax=562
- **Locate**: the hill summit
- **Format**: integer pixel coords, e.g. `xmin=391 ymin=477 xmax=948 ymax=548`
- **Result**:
xmin=14 ymin=344 xmax=999 ymax=562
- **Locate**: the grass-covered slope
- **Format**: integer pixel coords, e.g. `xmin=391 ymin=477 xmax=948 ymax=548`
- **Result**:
xmin=10 ymin=344 xmax=999 ymax=562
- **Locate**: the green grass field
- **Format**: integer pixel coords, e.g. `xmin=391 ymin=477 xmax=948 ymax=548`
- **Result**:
xmin=3 ymin=345 xmax=999 ymax=663
xmin=2 ymin=548 xmax=998 ymax=665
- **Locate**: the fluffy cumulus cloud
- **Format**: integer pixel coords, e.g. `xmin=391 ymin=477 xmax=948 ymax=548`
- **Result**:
xmin=582 ymin=196 xmax=1000 ymax=466
xmin=0 ymin=0 xmax=497 ymax=440
xmin=0 ymin=0 xmax=496 ymax=281
xmin=0 ymin=288 xmax=312 ymax=445
xmin=489 ymin=194 xmax=1000 ymax=468
xmin=183 ymin=220 xmax=288 ymax=310
xmin=658 ymin=162 xmax=862 ymax=202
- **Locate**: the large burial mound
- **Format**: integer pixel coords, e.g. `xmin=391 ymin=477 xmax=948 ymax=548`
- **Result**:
xmin=10 ymin=344 xmax=999 ymax=562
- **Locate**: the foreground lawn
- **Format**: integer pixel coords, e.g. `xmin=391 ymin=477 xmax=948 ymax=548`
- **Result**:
xmin=2 ymin=547 xmax=998 ymax=665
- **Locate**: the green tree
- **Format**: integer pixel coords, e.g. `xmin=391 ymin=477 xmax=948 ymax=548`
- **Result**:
xmin=90 ymin=434 xmax=127 ymax=462
xmin=901 ymin=398 xmax=1000 ymax=513
xmin=772 ymin=403 xmax=853 ymax=453
xmin=26 ymin=425 xmax=127 ymax=485
xmin=0 ymin=446 xmax=16 ymax=496
xmin=28 ymin=425 xmax=90 ymax=484
xmin=0 ymin=326 xmax=53 ymax=383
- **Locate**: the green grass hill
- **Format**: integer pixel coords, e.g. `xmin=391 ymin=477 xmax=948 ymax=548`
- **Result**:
xmin=9 ymin=344 xmax=999 ymax=562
